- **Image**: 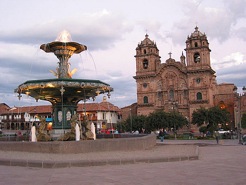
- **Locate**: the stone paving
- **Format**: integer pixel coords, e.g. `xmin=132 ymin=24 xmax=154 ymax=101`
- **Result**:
xmin=0 ymin=139 xmax=245 ymax=185
xmin=0 ymin=142 xmax=198 ymax=168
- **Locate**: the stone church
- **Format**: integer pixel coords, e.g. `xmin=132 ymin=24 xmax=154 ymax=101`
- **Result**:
xmin=133 ymin=26 xmax=237 ymax=129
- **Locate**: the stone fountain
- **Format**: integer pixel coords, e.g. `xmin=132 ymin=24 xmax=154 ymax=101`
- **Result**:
xmin=15 ymin=31 xmax=113 ymax=138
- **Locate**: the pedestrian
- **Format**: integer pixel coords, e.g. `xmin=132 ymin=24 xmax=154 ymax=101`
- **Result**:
xmin=214 ymin=130 xmax=219 ymax=144
xmin=159 ymin=128 xmax=165 ymax=142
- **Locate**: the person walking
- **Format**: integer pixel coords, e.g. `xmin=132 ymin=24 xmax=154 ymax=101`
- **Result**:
xmin=214 ymin=130 xmax=220 ymax=144
xmin=159 ymin=128 xmax=165 ymax=142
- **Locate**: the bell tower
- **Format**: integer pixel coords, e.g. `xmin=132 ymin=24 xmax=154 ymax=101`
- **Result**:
xmin=134 ymin=34 xmax=161 ymax=77
xmin=185 ymin=26 xmax=212 ymax=70
xmin=185 ymin=26 xmax=217 ymax=114
xmin=133 ymin=34 xmax=161 ymax=115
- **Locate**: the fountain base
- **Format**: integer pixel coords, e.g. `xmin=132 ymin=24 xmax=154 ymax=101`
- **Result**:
xmin=0 ymin=134 xmax=156 ymax=153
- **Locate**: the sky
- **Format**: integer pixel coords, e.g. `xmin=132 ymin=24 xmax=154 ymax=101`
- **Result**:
xmin=0 ymin=0 xmax=246 ymax=109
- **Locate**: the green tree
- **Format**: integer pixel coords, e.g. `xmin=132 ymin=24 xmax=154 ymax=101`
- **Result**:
xmin=167 ymin=111 xmax=188 ymax=131
xmin=191 ymin=107 xmax=208 ymax=126
xmin=124 ymin=115 xmax=148 ymax=132
xmin=207 ymin=106 xmax=230 ymax=129
xmin=192 ymin=106 xmax=230 ymax=131
xmin=147 ymin=110 xmax=188 ymax=131
xmin=116 ymin=120 xmax=127 ymax=133
xmin=241 ymin=113 xmax=246 ymax=129
xmin=147 ymin=110 xmax=169 ymax=130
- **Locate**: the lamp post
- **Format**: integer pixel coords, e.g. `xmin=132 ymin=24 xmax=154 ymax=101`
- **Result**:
xmin=238 ymin=101 xmax=242 ymax=145
xmin=234 ymin=86 xmax=244 ymax=144
xmin=170 ymin=101 xmax=178 ymax=140
xmin=60 ymin=86 xmax=65 ymax=136
xmin=130 ymin=108 xmax=132 ymax=133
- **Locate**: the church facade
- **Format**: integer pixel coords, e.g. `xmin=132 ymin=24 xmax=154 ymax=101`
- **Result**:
xmin=133 ymin=27 xmax=237 ymax=129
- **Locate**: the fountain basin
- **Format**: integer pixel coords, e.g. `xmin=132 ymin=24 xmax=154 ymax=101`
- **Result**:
xmin=15 ymin=78 xmax=113 ymax=130
xmin=0 ymin=134 xmax=156 ymax=154
xmin=15 ymin=78 xmax=112 ymax=103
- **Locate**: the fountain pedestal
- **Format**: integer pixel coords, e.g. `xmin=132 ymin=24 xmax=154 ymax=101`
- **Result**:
xmin=15 ymin=31 xmax=113 ymax=139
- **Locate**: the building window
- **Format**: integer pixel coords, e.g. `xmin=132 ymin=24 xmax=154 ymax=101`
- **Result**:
xmin=143 ymin=83 xmax=147 ymax=88
xmin=143 ymin=59 xmax=148 ymax=69
xmin=144 ymin=49 xmax=147 ymax=54
xmin=143 ymin=96 xmax=148 ymax=104
xmin=196 ymin=92 xmax=202 ymax=100
xmin=194 ymin=52 xmax=200 ymax=63
xmin=169 ymin=89 xmax=174 ymax=100
xmin=194 ymin=42 xmax=198 ymax=47
xmin=196 ymin=78 xmax=201 ymax=84
xmin=157 ymin=91 xmax=162 ymax=100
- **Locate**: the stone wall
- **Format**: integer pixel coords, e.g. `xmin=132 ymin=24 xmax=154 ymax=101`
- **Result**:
xmin=0 ymin=134 xmax=156 ymax=154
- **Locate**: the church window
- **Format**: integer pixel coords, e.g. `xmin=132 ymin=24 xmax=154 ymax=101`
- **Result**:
xmin=143 ymin=59 xmax=148 ymax=69
xmin=157 ymin=91 xmax=162 ymax=100
xmin=169 ymin=89 xmax=174 ymax=100
xmin=194 ymin=52 xmax=200 ymax=63
xmin=144 ymin=49 xmax=147 ymax=54
xmin=143 ymin=83 xmax=147 ymax=88
xmin=143 ymin=96 xmax=148 ymax=104
xmin=196 ymin=92 xmax=202 ymax=100
xmin=194 ymin=42 xmax=198 ymax=47
xmin=196 ymin=78 xmax=201 ymax=84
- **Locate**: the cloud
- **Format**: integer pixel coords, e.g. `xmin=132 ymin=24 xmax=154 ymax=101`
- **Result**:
xmin=103 ymin=76 xmax=137 ymax=107
xmin=213 ymin=52 xmax=245 ymax=70
xmin=0 ymin=0 xmax=245 ymax=109
xmin=0 ymin=9 xmax=133 ymax=51
xmin=233 ymin=27 xmax=246 ymax=41
xmin=166 ymin=0 xmax=246 ymax=45
xmin=224 ymin=0 xmax=246 ymax=21
xmin=216 ymin=62 xmax=246 ymax=87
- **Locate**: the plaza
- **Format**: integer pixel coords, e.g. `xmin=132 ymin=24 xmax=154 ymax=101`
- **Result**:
xmin=0 ymin=139 xmax=245 ymax=185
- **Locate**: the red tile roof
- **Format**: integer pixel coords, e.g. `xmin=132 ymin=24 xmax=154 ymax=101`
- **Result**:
xmin=1 ymin=102 xmax=121 ymax=114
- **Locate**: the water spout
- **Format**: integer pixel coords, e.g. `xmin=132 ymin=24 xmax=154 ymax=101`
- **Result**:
xmin=55 ymin=30 xmax=72 ymax=42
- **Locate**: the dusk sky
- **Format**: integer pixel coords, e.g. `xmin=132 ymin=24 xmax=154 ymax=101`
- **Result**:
xmin=0 ymin=0 xmax=246 ymax=108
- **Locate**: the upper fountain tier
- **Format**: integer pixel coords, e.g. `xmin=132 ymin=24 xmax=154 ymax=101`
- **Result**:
xmin=40 ymin=41 xmax=87 ymax=55
xmin=40 ymin=31 xmax=87 ymax=79
xmin=15 ymin=31 xmax=113 ymax=104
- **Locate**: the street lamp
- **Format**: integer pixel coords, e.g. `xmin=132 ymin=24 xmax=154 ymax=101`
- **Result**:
xmin=234 ymin=86 xmax=244 ymax=144
xmin=170 ymin=101 xmax=178 ymax=140
xmin=238 ymin=98 xmax=242 ymax=145
xmin=60 ymin=85 xmax=65 ymax=136
xmin=130 ymin=108 xmax=132 ymax=133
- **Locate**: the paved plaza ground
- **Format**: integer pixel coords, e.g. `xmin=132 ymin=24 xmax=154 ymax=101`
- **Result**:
xmin=0 ymin=139 xmax=245 ymax=185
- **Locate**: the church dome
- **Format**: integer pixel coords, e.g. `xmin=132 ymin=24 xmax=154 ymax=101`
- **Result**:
xmin=190 ymin=26 xmax=205 ymax=37
xmin=141 ymin=34 xmax=155 ymax=45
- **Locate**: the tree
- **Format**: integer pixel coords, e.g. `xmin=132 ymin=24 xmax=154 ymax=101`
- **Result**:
xmin=120 ymin=110 xmax=189 ymax=133
xmin=192 ymin=106 xmax=230 ymax=131
xmin=191 ymin=107 xmax=208 ymax=126
xmin=147 ymin=110 xmax=169 ymax=130
xmin=167 ymin=111 xmax=188 ymax=131
xmin=124 ymin=115 xmax=148 ymax=132
xmin=241 ymin=113 xmax=246 ymax=129
xmin=207 ymin=106 xmax=230 ymax=129
xmin=147 ymin=110 xmax=188 ymax=131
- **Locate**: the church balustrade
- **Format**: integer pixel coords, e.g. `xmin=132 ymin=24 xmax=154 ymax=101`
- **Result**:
xmin=189 ymin=100 xmax=208 ymax=104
